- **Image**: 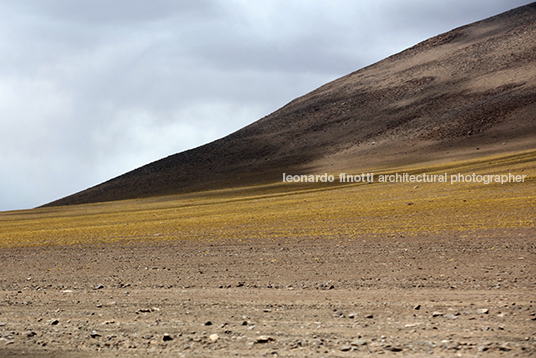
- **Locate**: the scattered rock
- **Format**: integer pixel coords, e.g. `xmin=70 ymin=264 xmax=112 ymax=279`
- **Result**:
xmin=476 ymin=308 xmax=489 ymax=314
xmin=432 ymin=311 xmax=444 ymax=317
xmin=333 ymin=309 xmax=345 ymax=318
xmin=365 ymin=314 xmax=374 ymax=319
xmin=347 ymin=312 xmax=358 ymax=319
xmin=340 ymin=344 xmax=352 ymax=351
xmin=384 ymin=345 xmax=403 ymax=352
xmin=162 ymin=333 xmax=173 ymax=341
xmin=414 ymin=304 xmax=421 ymax=310
xmin=209 ymin=333 xmax=219 ymax=342
xmin=351 ymin=340 xmax=367 ymax=346
xmin=90 ymin=330 xmax=101 ymax=338
xmin=499 ymin=343 xmax=512 ymax=351
xmin=0 ymin=337 xmax=14 ymax=345
xmin=204 ymin=321 xmax=212 ymax=326
xmin=404 ymin=322 xmax=422 ymax=328
xmin=256 ymin=335 xmax=274 ymax=343
xmin=48 ymin=319 xmax=59 ymax=325
xmin=94 ymin=284 xmax=104 ymax=290
xmin=136 ymin=307 xmax=160 ymax=314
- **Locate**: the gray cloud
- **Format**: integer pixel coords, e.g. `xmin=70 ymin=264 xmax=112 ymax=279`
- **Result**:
xmin=0 ymin=0 xmax=532 ymax=210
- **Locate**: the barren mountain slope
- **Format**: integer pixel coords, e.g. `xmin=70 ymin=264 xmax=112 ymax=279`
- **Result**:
xmin=44 ymin=3 xmax=536 ymax=207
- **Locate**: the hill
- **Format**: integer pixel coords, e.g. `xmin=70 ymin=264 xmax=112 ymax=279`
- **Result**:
xmin=43 ymin=3 xmax=536 ymax=207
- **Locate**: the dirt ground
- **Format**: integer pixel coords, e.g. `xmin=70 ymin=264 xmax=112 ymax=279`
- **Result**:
xmin=0 ymin=229 xmax=534 ymax=357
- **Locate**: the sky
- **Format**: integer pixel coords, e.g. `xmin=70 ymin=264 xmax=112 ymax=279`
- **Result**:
xmin=0 ymin=0 xmax=532 ymax=211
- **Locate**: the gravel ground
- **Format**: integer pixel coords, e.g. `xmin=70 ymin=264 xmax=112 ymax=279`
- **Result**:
xmin=0 ymin=229 xmax=535 ymax=357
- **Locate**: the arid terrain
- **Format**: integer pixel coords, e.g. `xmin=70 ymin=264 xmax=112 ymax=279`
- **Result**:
xmin=0 ymin=229 xmax=535 ymax=357
xmin=1 ymin=3 xmax=536 ymax=358
xmin=1 ymin=150 xmax=535 ymax=357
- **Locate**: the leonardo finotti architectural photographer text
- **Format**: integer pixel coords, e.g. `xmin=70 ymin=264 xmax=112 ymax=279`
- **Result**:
xmin=282 ymin=172 xmax=527 ymax=185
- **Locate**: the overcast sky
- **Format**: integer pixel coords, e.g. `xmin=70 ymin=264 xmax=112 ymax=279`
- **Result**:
xmin=0 ymin=0 xmax=532 ymax=211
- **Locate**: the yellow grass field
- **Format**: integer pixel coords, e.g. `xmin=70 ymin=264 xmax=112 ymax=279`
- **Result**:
xmin=1 ymin=149 xmax=534 ymax=249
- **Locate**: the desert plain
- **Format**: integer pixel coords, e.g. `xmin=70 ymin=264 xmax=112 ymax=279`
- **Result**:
xmin=1 ymin=150 xmax=535 ymax=357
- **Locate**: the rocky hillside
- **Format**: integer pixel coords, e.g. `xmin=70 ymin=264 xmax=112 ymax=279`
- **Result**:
xmin=43 ymin=3 xmax=536 ymax=207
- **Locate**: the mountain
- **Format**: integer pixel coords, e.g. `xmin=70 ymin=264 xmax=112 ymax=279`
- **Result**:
xmin=43 ymin=3 xmax=536 ymax=207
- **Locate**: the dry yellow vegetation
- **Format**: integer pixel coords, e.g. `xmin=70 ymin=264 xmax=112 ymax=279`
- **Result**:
xmin=1 ymin=150 xmax=534 ymax=248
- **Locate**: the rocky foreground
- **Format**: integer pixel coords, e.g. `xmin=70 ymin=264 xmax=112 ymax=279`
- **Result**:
xmin=0 ymin=229 xmax=535 ymax=357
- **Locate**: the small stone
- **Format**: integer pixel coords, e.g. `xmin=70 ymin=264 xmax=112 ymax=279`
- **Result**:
xmin=365 ymin=314 xmax=374 ymax=319
xmin=404 ymin=322 xmax=422 ymax=328
xmin=351 ymin=340 xmax=367 ymax=346
xmin=443 ymin=313 xmax=458 ymax=319
xmin=432 ymin=311 xmax=444 ymax=317
xmin=204 ymin=321 xmax=212 ymax=326
xmin=348 ymin=313 xmax=358 ymax=319
xmin=256 ymin=335 xmax=274 ymax=343
xmin=414 ymin=304 xmax=421 ymax=310
xmin=385 ymin=345 xmax=403 ymax=352
xmin=499 ymin=343 xmax=512 ymax=351
xmin=94 ymin=284 xmax=104 ymax=290
xmin=209 ymin=333 xmax=219 ymax=342
xmin=48 ymin=319 xmax=59 ymax=325
xmin=90 ymin=330 xmax=101 ymax=338
xmin=333 ymin=310 xmax=345 ymax=318
xmin=162 ymin=333 xmax=173 ymax=341
xmin=476 ymin=308 xmax=489 ymax=314
xmin=340 ymin=344 xmax=352 ymax=351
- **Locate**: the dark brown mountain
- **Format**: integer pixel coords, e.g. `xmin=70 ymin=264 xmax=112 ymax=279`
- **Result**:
xmin=43 ymin=3 xmax=536 ymax=207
